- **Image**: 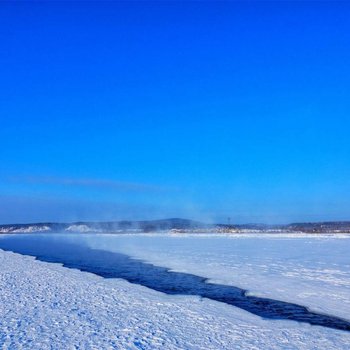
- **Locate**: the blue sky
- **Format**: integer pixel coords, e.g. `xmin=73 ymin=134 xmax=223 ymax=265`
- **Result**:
xmin=1 ymin=1 xmax=350 ymax=224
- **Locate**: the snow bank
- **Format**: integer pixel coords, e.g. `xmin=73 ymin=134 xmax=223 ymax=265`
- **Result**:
xmin=0 ymin=225 xmax=51 ymax=233
xmin=65 ymin=224 xmax=102 ymax=233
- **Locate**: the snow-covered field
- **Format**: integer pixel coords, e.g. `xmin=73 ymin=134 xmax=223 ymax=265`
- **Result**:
xmin=1 ymin=233 xmax=350 ymax=349
xmin=80 ymin=233 xmax=350 ymax=320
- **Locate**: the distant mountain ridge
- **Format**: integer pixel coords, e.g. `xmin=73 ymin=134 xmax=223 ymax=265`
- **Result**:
xmin=0 ymin=218 xmax=206 ymax=234
xmin=1 ymin=219 xmax=350 ymax=234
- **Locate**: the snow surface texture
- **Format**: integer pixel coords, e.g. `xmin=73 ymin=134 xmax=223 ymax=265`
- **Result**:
xmin=79 ymin=234 xmax=350 ymax=321
xmin=1 ymin=234 xmax=350 ymax=349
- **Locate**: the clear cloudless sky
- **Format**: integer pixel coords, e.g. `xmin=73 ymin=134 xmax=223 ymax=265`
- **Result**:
xmin=1 ymin=1 xmax=350 ymax=224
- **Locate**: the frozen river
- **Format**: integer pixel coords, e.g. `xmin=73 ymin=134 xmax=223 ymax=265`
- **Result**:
xmin=1 ymin=233 xmax=350 ymax=349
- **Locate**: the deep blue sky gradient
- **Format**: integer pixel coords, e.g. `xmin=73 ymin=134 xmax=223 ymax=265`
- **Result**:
xmin=1 ymin=1 xmax=350 ymax=224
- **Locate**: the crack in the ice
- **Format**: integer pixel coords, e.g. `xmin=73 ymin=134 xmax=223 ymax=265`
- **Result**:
xmin=1 ymin=236 xmax=350 ymax=332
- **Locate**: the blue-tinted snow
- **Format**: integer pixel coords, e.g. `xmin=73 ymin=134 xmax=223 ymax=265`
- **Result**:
xmin=1 ymin=233 xmax=350 ymax=349
xmin=0 ymin=234 xmax=349 ymax=332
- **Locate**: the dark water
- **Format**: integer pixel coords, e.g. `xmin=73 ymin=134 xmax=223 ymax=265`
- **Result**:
xmin=1 ymin=234 xmax=349 ymax=332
